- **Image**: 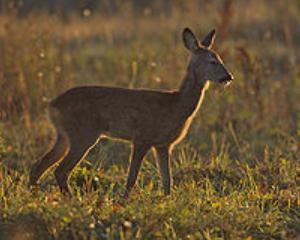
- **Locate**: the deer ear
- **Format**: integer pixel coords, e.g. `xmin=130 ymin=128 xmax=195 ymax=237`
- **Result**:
xmin=182 ymin=28 xmax=199 ymax=52
xmin=201 ymin=29 xmax=216 ymax=48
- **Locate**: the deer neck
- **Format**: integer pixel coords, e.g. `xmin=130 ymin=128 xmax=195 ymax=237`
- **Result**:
xmin=178 ymin=67 xmax=209 ymax=119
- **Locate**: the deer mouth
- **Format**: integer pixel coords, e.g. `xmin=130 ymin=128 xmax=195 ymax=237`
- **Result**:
xmin=219 ymin=74 xmax=234 ymax=85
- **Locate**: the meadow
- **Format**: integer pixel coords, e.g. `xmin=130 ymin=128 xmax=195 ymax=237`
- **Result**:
xmin=0 ymin=1 xmax=299 ymax=239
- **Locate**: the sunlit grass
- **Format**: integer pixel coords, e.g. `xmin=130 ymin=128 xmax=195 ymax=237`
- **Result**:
xmin=0 ymin=145 xmax=299 ymax=239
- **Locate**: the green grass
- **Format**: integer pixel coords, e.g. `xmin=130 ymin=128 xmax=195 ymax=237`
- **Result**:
xmin=0 ymin=1 xmax=299 ymax=239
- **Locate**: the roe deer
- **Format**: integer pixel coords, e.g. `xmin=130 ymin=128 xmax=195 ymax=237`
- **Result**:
xmin=29 ymin=28 xmax=233 ymax=196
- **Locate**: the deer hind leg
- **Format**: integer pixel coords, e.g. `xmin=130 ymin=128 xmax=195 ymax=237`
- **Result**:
xmin=54 ymin=130 xmax=99 ymax=193
xmin=125 ymin=142 xmax=150 ymax=196
xmin=29 ymin=130 xmax=69 ymax=186
xmin=154 ymin=145 xmax=171 ymax=195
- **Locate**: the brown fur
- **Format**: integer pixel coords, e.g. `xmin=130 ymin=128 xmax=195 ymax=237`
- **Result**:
xmin=29 ymin=28 xmax=233 ymax=195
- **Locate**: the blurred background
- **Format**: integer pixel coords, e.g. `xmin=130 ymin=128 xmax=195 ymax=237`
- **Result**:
xmin=0 ymin=0 xmax=299 ymax=168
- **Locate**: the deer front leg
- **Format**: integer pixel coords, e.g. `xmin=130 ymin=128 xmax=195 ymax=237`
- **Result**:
xmin=154 ymin=145 xmax=171 ymax=195
xmin=125 ymin=142 xmax=150 ymax=196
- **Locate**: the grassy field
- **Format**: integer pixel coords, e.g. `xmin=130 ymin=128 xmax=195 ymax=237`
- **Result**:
xmin=0 ymin=1 xmax=299 ymax=239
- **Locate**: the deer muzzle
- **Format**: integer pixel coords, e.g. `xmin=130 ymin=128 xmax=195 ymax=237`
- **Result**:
xmin=219 ymin=73 xmax=234 ymax=85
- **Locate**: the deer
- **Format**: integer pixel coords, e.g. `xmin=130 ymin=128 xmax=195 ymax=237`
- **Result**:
xmin=29 ymin=28 xmax=233 ymax=196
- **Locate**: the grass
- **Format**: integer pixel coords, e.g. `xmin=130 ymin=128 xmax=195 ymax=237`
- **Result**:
xmin=0 ymin=1 xmax=299 ymax=239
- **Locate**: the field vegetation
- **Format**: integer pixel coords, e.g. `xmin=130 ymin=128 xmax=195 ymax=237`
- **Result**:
xmin=0 ymin=0 xmax=299 ymax=239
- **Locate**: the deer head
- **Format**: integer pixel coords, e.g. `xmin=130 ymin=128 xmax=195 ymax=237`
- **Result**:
xmin=183 ymin=28 xmax=233 ymax=85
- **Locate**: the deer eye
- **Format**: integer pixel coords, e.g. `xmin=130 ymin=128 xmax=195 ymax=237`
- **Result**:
xmin=209 ymin=60 xmax=218 ymax=65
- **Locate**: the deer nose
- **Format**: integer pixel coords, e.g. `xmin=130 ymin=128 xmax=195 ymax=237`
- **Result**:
xmin=227 ymin=72 xmax=234 ymax=81
xmin=220 ymin=72 xmax=234 ymax=84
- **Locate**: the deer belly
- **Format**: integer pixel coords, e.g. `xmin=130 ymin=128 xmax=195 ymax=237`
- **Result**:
xmin=104 ymin=116 xmax=138 ymax=141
